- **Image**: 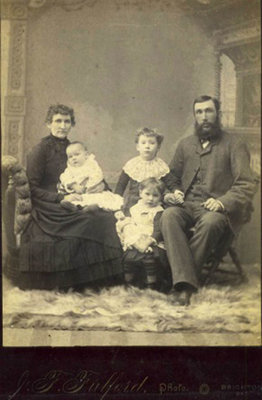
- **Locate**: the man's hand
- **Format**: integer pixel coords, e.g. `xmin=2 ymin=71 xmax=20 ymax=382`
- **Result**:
xmin=164 ymin=190 xmax=185 ymax=205
xmin=202 ymin=198 xmax=224 ymax=212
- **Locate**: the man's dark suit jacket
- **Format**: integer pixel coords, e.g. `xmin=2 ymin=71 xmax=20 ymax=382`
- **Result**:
xmin=169 ymin=131 xmax=257 ymax=233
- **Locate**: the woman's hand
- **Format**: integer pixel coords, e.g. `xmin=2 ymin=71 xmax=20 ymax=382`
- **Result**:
xmin=63 ymin=193 xmax=83 ymax=202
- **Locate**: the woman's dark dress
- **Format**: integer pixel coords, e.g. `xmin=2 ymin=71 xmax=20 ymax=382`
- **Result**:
xmin=19 ymin=134 xmax=123 ymax=290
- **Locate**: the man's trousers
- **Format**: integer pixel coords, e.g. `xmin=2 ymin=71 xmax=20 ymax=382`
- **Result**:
xmin=160 ymin=201 xmax=229 ymax=289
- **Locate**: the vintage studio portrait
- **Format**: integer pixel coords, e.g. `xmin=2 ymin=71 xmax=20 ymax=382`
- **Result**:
xmin=2 ymin=0 xmax=261 ymax=347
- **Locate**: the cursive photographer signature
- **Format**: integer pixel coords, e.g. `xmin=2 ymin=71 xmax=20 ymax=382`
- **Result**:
xmin=9 ymin=369 xmax=149 ymax=399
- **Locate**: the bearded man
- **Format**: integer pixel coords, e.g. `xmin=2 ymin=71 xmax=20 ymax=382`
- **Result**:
xmin=160 ymin=95 xmax=257 ymax=305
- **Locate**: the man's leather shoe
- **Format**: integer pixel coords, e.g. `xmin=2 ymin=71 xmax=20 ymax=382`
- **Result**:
xmin=145 ymin=282 xmax=159 ymax=291
xmin=170 ymin=288 xmax=192 ymax=306
xmin=177 ymin=290 xmax=191 ymax=306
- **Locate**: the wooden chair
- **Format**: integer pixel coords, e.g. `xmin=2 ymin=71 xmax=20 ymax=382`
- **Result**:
xmin=187 ymin=189 xmax=258 ymax=286
xmin=2 ymin=155 xmax=32 ymax=285
xmin=200 ymin=228 xmax=248 ymax=286
xmin=199 ymin=190 xmax=259 ymax=286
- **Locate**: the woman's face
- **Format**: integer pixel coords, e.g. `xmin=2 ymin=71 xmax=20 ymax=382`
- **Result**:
xmin=47 ymin=113 xmax=72 ymax=139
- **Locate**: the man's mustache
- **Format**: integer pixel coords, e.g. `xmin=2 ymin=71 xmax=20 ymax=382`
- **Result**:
xmin=199 ymin=121 xmax=214 ymax=128
xmin=194 ymin=119 xmax=221 ymax=138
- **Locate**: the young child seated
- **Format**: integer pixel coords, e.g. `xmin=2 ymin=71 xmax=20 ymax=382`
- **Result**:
xmin=115 ymin=127 xmax=177 ymax=214
xmin=115 ymin=177 xmax=168 ymax=290
xmin=58 ymin=141 xmax=123 ymax=211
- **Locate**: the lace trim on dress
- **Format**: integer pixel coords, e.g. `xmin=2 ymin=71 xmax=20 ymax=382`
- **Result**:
xmin=123 ymin=156 xmax=170 ymax=182
xmin=130 ymin=200 xmax=163 ymax=221
xmin=66 ymin=154 xmax=101 ymax=179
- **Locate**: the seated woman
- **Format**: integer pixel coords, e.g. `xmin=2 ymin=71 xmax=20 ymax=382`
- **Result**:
xmin=16 ymin=104 xmax=123 ymax=290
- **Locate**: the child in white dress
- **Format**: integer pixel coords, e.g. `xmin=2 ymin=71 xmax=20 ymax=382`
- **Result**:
xmin=115 ymin=127 xmax=177 ymax=214
xmin=59 ymin=141 xmax=123 ymax=211
xmin=115 ymin=178 xmax=169 ymax=290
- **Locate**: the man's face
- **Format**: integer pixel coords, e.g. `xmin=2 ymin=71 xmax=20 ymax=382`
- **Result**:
xmin=194 ymin=99 xmax=217 ymax=134
xmin=48 ymin=113 xmax=72 ymax=139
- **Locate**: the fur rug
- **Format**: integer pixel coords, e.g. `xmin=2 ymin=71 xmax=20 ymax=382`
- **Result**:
xmin=3 ymin=264 xmax=261 ymax=335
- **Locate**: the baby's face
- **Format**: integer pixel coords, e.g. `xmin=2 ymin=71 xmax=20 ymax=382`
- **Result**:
xmin=140 ymin=186 xmax=161 ymax=208
xmin=67 ymin=144 xmax=87 ymax=167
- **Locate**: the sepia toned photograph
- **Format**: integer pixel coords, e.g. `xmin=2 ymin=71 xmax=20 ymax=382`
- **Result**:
xmin=1 ymin=0 xmax=261 ymax=348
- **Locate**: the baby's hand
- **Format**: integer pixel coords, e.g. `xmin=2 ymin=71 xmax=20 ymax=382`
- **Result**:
xmin=71 ymin=183 xmax=85 ymax=194
xmin=114 ymin=210 xmax=125 ymax=221
xmin=133 ymin=236 xmax=156 ymax=253
xmin=133 ymin=242 xmax=149 ymax=253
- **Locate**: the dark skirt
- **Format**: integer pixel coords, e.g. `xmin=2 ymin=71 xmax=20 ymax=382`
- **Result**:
xmin=11 ymin=200 xmax=124 ymax=290
xmin=5 ymin=252 xmax=123 ymax=291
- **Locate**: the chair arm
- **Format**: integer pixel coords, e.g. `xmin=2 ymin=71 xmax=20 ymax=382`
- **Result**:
xmin=2 ymin=155 xmax=32 ymax=237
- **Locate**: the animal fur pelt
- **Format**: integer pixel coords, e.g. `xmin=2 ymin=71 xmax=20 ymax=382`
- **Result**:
xmin=3 ymin=264 xmax=260 ymax=336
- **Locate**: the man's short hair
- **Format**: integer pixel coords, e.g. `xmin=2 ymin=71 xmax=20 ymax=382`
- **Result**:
xmin=193 ymin=95 xmax=220 ymax=114
xmin=45 ymin=104 xmax=76 ymax=126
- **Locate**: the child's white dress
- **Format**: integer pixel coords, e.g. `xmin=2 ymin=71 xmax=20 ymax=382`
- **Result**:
xmin=116 ymin=199 xmax=164 ymax=251
xmin=59 ymin=154 xmax=123 ymax=211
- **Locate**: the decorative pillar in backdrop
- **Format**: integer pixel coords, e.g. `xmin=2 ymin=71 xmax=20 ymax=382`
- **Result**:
xmin=229 ymin=41 xmax=261 ymax=129
xmin=213 ymin=22 xmax=261 ymax=176
xmin=1 ymin=1 xmax=28 ymax=163
xmin=214 ymin=49 xmax=222 ymax=100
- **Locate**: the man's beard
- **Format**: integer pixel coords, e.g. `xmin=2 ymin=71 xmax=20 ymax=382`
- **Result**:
xmin=194 ymin=118 xmax=221 ymax=140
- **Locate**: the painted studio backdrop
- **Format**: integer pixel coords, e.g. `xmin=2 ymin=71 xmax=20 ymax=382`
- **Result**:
xmin=2 ymin=0 xmax=261 ymax=263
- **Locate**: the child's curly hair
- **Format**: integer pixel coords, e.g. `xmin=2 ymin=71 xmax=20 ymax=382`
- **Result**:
xmin=139 ymin=177 xmax=166 ymax=197
xmin=135 ymin=127 xmax=164 ymax=146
